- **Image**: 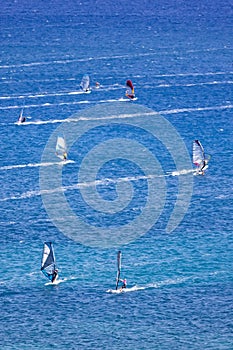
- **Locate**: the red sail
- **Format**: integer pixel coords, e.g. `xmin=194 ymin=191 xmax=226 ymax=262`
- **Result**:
xmin=126 ymin=79 xmax=134 ymax=91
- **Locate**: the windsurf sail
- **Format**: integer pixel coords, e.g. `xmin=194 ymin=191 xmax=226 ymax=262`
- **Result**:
xmin=193 ymin=140 xmax=205 ymax=167
xmin=56 ymin=136 xmax=67 ymax=160
xmin=193 ymin=140 xmax=210 ymax=172
xmin=126 ymin=79 xmax=135 ymax=98
xmin=116 ymin=250 xmax=122 ymax=290
xmin=41 ymin=242 xmax=57 ymax=281
xmin=193 ymin=140 xmax=206 ymax=167
xmin=18 ymin=109 xmax=26 ymax=123
xmin=126 ymin=80 xmax=134 ymax=93
xmin=80 ymin=74 xmax=90 ymax=92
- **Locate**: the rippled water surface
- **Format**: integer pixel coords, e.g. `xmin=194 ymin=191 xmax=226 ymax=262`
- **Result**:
xmin=0 ymin=1 xmax=232 ymax=349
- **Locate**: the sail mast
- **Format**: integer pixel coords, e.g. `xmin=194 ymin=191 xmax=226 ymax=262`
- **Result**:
xmin=116 ymin=250 xmax=122 ymax=290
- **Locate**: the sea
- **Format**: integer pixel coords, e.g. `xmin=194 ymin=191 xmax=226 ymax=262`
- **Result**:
xmin=0 ymin=1 xmax=232 ymax=349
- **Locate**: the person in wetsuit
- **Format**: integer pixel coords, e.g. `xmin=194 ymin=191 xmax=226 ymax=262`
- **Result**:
xmin=119 ymin=278 xmax=127 ymax=290
xmin=51 ymin=269 xmax=58 ymax=283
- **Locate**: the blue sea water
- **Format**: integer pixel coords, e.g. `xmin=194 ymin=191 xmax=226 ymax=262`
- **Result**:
xmin=0 ymin=1 xmax=233 ymax=349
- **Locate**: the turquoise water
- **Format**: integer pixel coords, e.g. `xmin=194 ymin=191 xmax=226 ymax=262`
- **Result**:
xmin=0 ymin=1 xmax=232 ymax=349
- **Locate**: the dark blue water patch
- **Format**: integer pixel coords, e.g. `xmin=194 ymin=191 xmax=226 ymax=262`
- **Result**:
xmin=66 ymin=177 xmax=148 ymax=228
xmin=95 ymin=158 xmax=148 ymax=201
xmin=69 ymin=123 xmax=176 ymax=169
xmin=62 ymin=122 xmax=178 ymax=228
xmin=1 ymin=0 xmax=232 ymax=23
xmin=0 ymin=281 xmax=232 ymax=350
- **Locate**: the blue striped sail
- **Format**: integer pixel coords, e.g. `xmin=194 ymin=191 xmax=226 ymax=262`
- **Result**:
xmin=41 ymin=242 xmax=57 ymax=282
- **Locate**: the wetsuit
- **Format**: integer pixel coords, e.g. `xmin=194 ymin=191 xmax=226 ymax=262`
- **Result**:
xmin=51 ymin=270 xmax=58 ymax=283
xmin=120 ymin=279 xmax=127 ymax=289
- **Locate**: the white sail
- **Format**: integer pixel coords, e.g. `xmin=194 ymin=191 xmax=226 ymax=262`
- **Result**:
xmin=56 ymin=136 xmax=67 ymax=160
xmin=193 ymin=140 xmax=210 ymax=174
xmin=193 ymin=140 xmax=205 ymax=167
xmin=18 ymin=109 xmax=26 ymax=123
xmin=80 ymin=74 xmax=90 ymax=92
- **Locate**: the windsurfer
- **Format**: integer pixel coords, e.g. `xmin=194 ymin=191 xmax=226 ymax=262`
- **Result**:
xmin=63 ymin=152 xmax=67 ymax=161
xmin=125 ymin=79 xmax=136 ymax=100
xmin=51 ymin=269 xmax=58 ymax=283
xmin=18 ymin=108 xmax=26 ymax=123
xmin=18 ymin=111 xmax=26 ymax=123
xmin=200 ymin=160 xmax=207 ymax=175
xmin=119 ymin=278 xmax=127 ymax=290
xmin=193 ymin=140 xmax=209 ymax=175
xmin=18 ymin=117 xmax=26 ymax=123
xmin=126 ymin=92 xmax=135 ymax=100
xmin=80 ymin=74 xmax=90 ymax=92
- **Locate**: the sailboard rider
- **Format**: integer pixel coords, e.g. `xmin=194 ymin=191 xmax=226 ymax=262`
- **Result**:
xmin=80 ymin=74 xmax=91 ymax=92
xmin=200 ymin=160 xmax=207 ymax=175
xmin=63 ymin=152 xmax=67 ymax=161
xmin=193 ymin=140 xmax=210 ymax=176
xmin=55 ymin=136 xmax=68 ymax=162
xmin=18 ymin=109 xmax=26 ymax=123
xmin=41 ymin=242 xmax=59 ymax=284
xmin=119 ymin=278 xmax=127 ymax=291
xmin=51 ymin=269 xmax=59 ymax=283
xmin=125 ymin=79 xmax=136 ymax=100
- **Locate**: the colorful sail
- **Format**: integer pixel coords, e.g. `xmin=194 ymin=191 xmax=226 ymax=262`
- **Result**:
xmin=126 ymin=80 xmax=134 ymax=94
xmin=116 ymin=250 xmax=122 ymax=290
xmin=56 ymin=136 xmax=67 ymax=160
xmin=126 ymin=79 xmax=136 ymax=100
xmin=193 ymin=140 xmax=205 ymax=167
xmin=80 ymin=74 xmax=90 ymax=92
xmin=41 ymin=242 xmax=57 ymax=282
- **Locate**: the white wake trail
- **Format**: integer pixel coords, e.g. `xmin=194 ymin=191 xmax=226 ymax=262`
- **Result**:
xmin=0 ymin=168 xmax=193 ymax=203
xmin=13 ymin=104 xmax=233 ymax=126
xmin=0 ymin=160 xmax=74 ymax=171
